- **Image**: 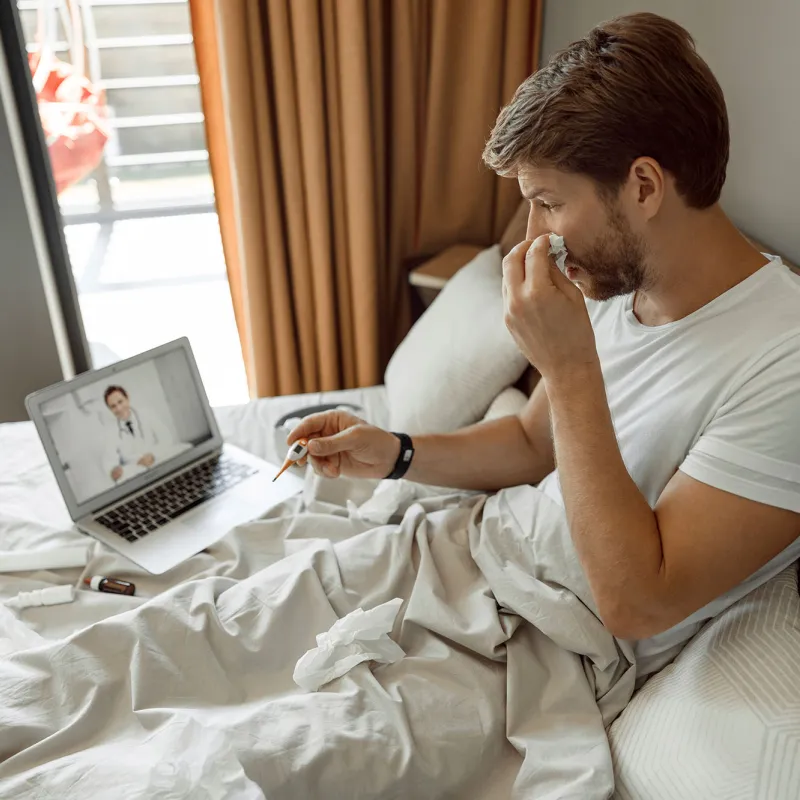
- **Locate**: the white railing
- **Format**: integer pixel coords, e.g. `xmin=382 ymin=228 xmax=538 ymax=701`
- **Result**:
xmin=20 ymin=0 xmax=213 ymax=222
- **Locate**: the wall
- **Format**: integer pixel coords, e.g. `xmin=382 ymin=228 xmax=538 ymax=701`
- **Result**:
xmin=540 ymin=0 xmax=800 ymax=264
xmin=0 ymin=36 xmax=64 ymax=421
xmin=154 ymin=349 xmax=212 ymax=445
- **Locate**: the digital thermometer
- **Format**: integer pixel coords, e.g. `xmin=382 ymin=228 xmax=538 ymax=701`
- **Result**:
xmin=273 ymin=437 xmax=309 ymax=482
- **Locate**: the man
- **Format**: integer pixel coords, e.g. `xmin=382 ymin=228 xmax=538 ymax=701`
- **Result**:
xmin=103 ymin=385 xmax=173 ymax=482
xmin=289 ymin=13 xmax=800 ymax=678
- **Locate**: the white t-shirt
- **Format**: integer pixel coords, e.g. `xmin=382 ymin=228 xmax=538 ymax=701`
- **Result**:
xmin=538 ymin=256 xmax=800 ymax=678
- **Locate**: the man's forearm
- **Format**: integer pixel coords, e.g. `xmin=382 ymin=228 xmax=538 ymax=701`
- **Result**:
xmin=406 ymin=414 xmax=553 ymax=492
xmin=546 ymin=364 xmax=664 ymax=636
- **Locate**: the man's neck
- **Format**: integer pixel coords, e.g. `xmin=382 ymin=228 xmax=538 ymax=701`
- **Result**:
xmin=633 ymin=205 xmax=770 ymax=327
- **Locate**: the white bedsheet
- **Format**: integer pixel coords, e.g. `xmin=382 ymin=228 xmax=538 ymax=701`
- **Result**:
xmin=0 ymin=387 xmax=390 ymax=640
xmin=0 ymin=386 xmax=636 ymax=798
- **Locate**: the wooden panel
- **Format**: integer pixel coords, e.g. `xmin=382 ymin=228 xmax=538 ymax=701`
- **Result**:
xmin=408 ymin=244 xmax=484 ymax=290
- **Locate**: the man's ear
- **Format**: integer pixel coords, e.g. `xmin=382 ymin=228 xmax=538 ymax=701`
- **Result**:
xmin=627 ymin=157 xmax=664 ymax=221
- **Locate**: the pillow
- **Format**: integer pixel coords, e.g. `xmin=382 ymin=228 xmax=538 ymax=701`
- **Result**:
xmin=482 ymin=387 xmax=529 ymax=421
xmin=385 ymin=245 xmax=529 ymax=435
xmin=610 ymin=562 xmax=800 ymax=800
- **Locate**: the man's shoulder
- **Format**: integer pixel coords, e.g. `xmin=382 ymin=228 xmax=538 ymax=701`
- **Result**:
xmin=739 ymin=261 xmax=800 ymax=338
xmin=756 ymin=257 xmax=800 ymax=294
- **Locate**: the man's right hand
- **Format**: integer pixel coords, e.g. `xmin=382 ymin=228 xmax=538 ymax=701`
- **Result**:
xmin=111 ymin=466 xmax=123 ymax=481
xmin=287 ymin=410 xmax=400 ymax=480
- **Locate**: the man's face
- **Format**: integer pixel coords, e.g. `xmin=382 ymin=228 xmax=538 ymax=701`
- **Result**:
xmin=106 ymin=390 xmax=131 ymax=421
xmin=518 ymin=167 xmax=649 ymax=301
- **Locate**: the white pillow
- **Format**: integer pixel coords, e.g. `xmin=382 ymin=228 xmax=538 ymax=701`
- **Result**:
xmin=610 ymin=562 xmax=800 ymax=800
xmin=385 ymin=245 xmax=529 ymax=435
xmin=482 ymin=387 xmax=529 ymax=421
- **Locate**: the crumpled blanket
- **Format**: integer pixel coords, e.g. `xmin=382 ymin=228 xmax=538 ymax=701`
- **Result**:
xmin=0 ymin=481 xmax=635 ymax=799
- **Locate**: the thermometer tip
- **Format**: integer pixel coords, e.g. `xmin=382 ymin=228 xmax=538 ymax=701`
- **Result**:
xmin=273 ymin=461 xmax=292 ymax=482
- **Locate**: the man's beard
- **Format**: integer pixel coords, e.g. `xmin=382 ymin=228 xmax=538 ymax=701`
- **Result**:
xmin=567 ymin=207 xmax=649 ymax=301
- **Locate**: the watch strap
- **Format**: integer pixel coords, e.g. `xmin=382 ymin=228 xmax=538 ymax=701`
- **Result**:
xmin=385 ymin=432 xmax=414 ymax=480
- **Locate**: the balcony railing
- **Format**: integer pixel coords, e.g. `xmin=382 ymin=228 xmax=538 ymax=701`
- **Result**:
xmin=18 ymin=0 xmax=214 ymax=224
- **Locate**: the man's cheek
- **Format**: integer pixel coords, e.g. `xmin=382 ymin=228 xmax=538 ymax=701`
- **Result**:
xmin=552 ymin=220 xmax=580 ymax=256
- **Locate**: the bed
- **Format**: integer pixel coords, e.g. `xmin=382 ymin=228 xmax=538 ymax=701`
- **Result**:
xmin=1 ymin=216 xmax=799 ymax=798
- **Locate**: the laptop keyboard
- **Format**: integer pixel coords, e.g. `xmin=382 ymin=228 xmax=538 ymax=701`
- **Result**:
xmin=96 ymin=454 xmax=257 ymax=543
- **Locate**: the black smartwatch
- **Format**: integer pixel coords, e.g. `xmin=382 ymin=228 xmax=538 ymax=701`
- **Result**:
xmin=385 ymin=432 xmax=414 ymax=480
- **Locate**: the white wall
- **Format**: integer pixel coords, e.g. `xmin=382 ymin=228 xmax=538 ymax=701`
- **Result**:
xmin=0 ymin=36 xmax=64 ymax=421
xmin=154 ymin=349 xmax=211 ymax=445
xmin=76 ymin=360 xmax=179 ymax=443
xmin=540 ymin=0 xmax=800 ymax=264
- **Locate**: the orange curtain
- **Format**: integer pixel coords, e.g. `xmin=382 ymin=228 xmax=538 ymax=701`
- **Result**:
xmin=190 ymin=0 xmax=542 ymax=398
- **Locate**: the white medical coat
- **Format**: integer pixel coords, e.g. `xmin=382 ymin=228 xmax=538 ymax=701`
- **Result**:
xmin=104 ymin=406 xmax=176 ymax=478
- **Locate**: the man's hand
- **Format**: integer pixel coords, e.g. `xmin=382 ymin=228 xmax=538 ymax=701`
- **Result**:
xmin=287 ymin=410 xmax=400 ymax=479
xmin=137 ymin=453 xmax=155 ymax=468
xmin=502 ymin=235 xmax=598 ymax=379
xmin=111 ymin=466 xmax=123 ymax=481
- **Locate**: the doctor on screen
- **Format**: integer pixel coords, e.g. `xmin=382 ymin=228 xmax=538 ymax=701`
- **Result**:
xmin=103 ymin=385 xmax=176 ymax=482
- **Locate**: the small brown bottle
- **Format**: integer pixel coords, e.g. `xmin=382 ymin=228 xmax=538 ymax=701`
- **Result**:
xmin=84 ymin=576 xmax=136 ymax=595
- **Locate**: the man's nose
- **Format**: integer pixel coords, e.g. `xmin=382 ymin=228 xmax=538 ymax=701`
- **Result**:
xmin=525 ymin=207 xmax=548 ymax=241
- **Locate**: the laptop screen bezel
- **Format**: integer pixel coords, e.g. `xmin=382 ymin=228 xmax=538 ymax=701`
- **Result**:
xmin=25 ymin=338 xmax=224 ymax=521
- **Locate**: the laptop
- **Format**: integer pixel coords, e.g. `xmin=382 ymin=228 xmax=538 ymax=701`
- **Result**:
xmin=26 ymin=338 xmax=304 ymax=574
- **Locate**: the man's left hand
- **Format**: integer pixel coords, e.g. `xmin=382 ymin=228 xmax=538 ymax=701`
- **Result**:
xmin=138 ymin=453 xmax=155 ymax=467
xmin=502 ymin=235 xmax=598 ymax=380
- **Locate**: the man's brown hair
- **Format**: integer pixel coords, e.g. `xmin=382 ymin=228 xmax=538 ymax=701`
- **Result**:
xmin=104 ymin=385 xmax=128 ymax=405
xmin=483 ymin=12 xmax=729 ymax=208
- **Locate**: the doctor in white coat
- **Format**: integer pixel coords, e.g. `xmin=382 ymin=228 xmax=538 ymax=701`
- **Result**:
xmin=103 ymin=385 xmax=175 ymax=482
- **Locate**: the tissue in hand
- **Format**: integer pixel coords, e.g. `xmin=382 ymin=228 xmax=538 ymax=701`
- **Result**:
xmin=293 ymin=598 xmax=405 ymax=691
xmin=548 ymin=233 xmax=568 ymax=273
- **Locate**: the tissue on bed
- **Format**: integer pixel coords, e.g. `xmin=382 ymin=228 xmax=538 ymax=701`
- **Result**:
xmin=548 ymin=233 xmax=568 ymax=273
xmin=293 ymin=598 xmax=405 ymax=691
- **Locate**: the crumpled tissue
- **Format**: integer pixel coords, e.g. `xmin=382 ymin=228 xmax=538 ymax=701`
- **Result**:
xmin=293 ymin=597 xmax=405 ymax=691
xmin=548 ymin=233 xmax=568 ymax=273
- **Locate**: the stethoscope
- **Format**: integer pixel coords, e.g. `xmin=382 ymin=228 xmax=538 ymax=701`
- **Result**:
xmin=117 ymin=407 xmax=144 ymax=441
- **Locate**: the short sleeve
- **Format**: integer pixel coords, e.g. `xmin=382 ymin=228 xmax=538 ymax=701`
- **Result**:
xmin=680 ymin=336 xmax=800 ymax=512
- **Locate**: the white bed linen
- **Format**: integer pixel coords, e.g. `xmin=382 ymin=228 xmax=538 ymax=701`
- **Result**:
xmin=0 ymin=387 xmax=390 ymax=640
xmin=0 ymin=386 xmax=637 ymax=799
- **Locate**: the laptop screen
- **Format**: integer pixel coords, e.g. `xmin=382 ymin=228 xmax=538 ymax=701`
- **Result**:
xmin=39 ymin=346 xmax=214 ymax=506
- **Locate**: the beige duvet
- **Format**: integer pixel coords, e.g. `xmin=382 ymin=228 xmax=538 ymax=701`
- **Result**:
xmin=0 ymin=470 xmax=635 ymax=799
